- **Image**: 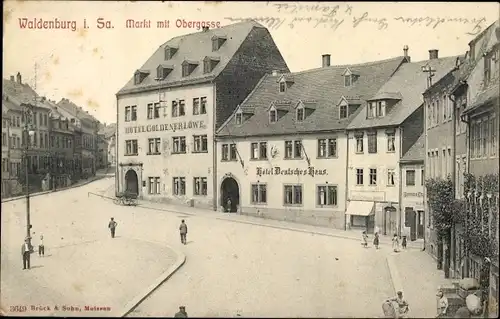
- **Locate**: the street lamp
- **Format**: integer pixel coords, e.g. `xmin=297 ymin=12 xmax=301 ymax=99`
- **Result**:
xmin=23 ymin=104 xmax=35 ymax=246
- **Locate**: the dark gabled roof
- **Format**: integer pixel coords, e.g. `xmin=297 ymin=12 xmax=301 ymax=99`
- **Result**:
xmin=348 ymin=56 xmax=459 ymax=130
xmin=217 ymin=56 xmax=406 ymax=138
xmin=2 ymin=96 xmax=24 ymax=112
xmin=117 ymin=21 xmax=266 ymax=95
xmin=56 ymin=98 xmax=98 ymax=122
xmin=401 ymin=133 xmax=425 ymax=163
xmin=2 ymin=78 xmax=51 ymax=111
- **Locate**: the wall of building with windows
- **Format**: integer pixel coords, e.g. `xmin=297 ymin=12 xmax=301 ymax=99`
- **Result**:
xmin=346 ymin=127 xmax=402 ymax=234
xmin=216 ymin=132 xmax=348 ymax=228
xmin=117 ymin=83 xmax=214 ymax=208
xmin=400 ymin=163 xmax=425 ymax=240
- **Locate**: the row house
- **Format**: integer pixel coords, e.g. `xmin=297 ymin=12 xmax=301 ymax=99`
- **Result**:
xmin=425 ymin=19 xmax=499 ymax=318
xmin=99 ymin=123 xmax=116 ymax=167
xmin=2 ymin=73 xmax=52 ymax=193
xmin=115 ymin=20 xmax=289 ymax=208
xmin=399 ymin=133 xmax=425 ymax=241
xmin=97 ymin=133 xmax=108 ymax=169
xmin=215 ymin=52 xmax=407 ymax=228
xmin=348 ymin=50 xmax=458 ymax=235
xmin=2 ymin=94 xmax=24 ymax=196
xmin=56 ymin=98 xmax=100 ymax=178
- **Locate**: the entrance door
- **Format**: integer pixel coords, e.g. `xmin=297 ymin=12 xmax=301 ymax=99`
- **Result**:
xmin=221 ymin=177 xmax=239 ymax=212
xmin=384 ymin=207 xmax=396 ymax=235
xmin=405 ymin=208 xmax=417 ymax=241
xmin=125 ymin=169 xmax=139 ymax=195
xmin=417 ymin=210 xmax=425 ymax=239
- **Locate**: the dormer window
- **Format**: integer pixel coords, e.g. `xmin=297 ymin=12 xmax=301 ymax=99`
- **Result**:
xmin=279 ymin=82 xmax=286 ymax=93
xmin=235 ymin=112 xmax=243 ymax=125
xmin=212 ymin=35 xmax=227 ymax=51
xmin=368 ymin=100 xmax=386 ymax=118
xmin=342 ymin=68 xmax=359 ymax=87
xmin=156 ymin=65 xmax=174 ymax=80
xmin=181 ymin=60 xmax=199 ymax=77
xmin=134 ymin=70 xmax=150 ymax=85
xmin=164 ymin=46 xmax=178 ymax=60
xmin=269 ymin=107 xmax=277 ymax=123
xmin=278 ymin=74 xmax=294 ymax=93
xmin=203 ymin=56 xmax=220 ymax=74
xmin=339 ymin=105 xmax=348 ymax=119
xmin=296 ymin=107 xmax=305 ymax=122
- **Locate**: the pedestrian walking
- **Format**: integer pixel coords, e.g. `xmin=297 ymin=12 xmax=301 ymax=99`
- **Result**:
xmin=21 ymin=237 xmax=33 ymax=270
xmin=392 ymin=233 xmax=400 ymax=252
xmin=402 ymin=235 xmax=407 ymax=249
xmin=361 ymin=230 xmax=368 ymax=248
xmin=373 ymin=232 xmax=380 ymax=249
xmin=38 ymin=234 xmax=45 ymax=257
xmin=108 ymin=217 xmax=118 ymax=238
xmin=179 ymin=220 xmax=188 ymax=245
xmin=174 ymin=306 xmax=188 ymax=318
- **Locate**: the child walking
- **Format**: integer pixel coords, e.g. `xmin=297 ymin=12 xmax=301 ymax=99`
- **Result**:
xmin=38 ymin=234 xmax=45 ymax=257
xmin=392 ymin=234 xmax=400 ymax=252
xmin=361 ymin=231 xmax=369 ymax=248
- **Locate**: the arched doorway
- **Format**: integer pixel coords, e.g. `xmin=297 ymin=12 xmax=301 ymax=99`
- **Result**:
xmin=221 ymin=177 xmax=239 ymax=213
xmin=125 ymin=169 xmax=139 ymax=195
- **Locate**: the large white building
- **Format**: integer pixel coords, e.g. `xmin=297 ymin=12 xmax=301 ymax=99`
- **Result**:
xmin=115 ymin=21 xmax=289 ymax=208
xmin=215 ymin=53 xmax=408 ymax=228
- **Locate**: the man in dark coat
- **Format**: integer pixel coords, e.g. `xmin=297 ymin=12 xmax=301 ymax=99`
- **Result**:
xmin=21 ymin=237 xmax=33 ymax=270
xmin=174 ymin=306 xmax=187 ymax=318
xmin=179 ymin=220 xmax=188 ymax=245
xmin=108 ymin=217 xmax=118 ymax=238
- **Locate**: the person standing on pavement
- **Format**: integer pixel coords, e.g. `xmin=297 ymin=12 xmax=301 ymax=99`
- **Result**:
xmin=373 ymin=232 xmax=380 ymax=249
xmin=38 ymin=234 xmax=45 ymax=257
xmin=174 ymin=306 xmax=188 ymax=317
xmin=226 ymin=198 xmax=232 ymax=213
xmin=392 ymin=233 xmax=400 ymax=252
xmin=361 ymin=231 xmax=368 ymax=248
xmin=108 ymin=217 xmax=118 ymax=238
xmin=436 ymin=289 xmax=449 ymax=318
xmin=179 ymin=220 xmax=188 ymax=245
xmin=21 ymin=237 xmax=33 ymax=270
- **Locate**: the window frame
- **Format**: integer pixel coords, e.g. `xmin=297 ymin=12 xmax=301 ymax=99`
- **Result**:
xmin=386 ymin=132 xmax=396 ymax=153
xmin=147 ymin=103 xmax=154 ymax=120
xmin=173 ymin=177 xmax=186 ymax=195
xmin=369 ymin=168 xmax=377 ymax=186
xmin=235 ymin=112 xmax=243 ymax=125
xmin=193 ymin=98 xmax=200 ymax=115
xmin=251 ymin=183 xmax=267 ymax=204
xmin=147 ymin=138 xmax=161 ymax=155
xmin=193 ymin=135 xmax=208 ymax=153
xmin=406 ymin=169 xmax=416 ymax=186
xmin=387 ymin=168 xmax=396 ymax=186
xmin=316 ymin=184 xmax=338 ymax=207
xmin=193 ymin=177 xmax=208 ymax=196
xmin=125 ymin=139 xmax=138 ymax=156
xmin=269 ymin=108 xmax=277 ymax=123
xmin=283 ymin=184 xmax=303 ymax=206
xmin=296 ymin=107 xmax=305 ymax=122
xmin=172 ymin=136 xmax=187 ymax=154
xmin=356 ymin=168 xmax=364 ymax=185
xmin=125 ymin=106 xmax=131 ymax=122
xmin=367 ymin=132 xmax=377 ymax=154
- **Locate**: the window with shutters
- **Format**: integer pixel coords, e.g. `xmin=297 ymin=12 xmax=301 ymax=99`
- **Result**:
xmin=368 ymin=132 xmax=377 ymax=153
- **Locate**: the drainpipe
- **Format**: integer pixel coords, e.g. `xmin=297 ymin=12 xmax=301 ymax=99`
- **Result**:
xmin=212 ymin=81 xmax=218 ymax=211
xmin=450 ymin=93 xmax=457 ymax=277
xmin=115 ymin=94 xmax=119 ymax=196
xmin=399 ymin=126 xmax=404 ymax=237
xmin=344 ymin=129 xmax=349 ymax=231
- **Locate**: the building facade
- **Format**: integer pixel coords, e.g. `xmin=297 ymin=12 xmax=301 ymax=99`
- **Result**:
xmin=216 ymin=53 xmax=407 ymax=229
xmin=399 ymin=134 xmax=425 ymax=241
xmin=348 ymin=50 xmax=458 ymax=235
xmin=115 ymin=21 xmax=289 ymax=208
xmin=97 ymin=134 xmax=108 ymax=169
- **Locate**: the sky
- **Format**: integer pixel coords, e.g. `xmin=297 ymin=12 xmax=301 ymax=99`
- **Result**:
xmin=3 ymin=1 xmax=499 ymax=124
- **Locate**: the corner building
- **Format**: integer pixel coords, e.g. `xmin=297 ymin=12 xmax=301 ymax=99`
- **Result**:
xmin=216 ymin=54 xmax=406 ymax=229
xmin=115 ymin=21 xmax=289 ymax=209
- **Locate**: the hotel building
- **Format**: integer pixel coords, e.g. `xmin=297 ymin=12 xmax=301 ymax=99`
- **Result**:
xmin=215 ymin=53 xmax=407 ymax=228
xmin=115 ymin=21 xmax=289 ymax=208
xmin=346 ymin=49 xmax=458 ymax=235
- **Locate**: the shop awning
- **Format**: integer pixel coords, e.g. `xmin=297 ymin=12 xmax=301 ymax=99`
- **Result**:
xmin=345 ymin=201 xmax=375 ymax=216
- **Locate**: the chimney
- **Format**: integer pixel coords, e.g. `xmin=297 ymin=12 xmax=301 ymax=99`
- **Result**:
xmin=403 ymin=45 xmax=411 ymax=62
xmin=16 ymin=72 xmax=22 ymax=84
xmin=10 ymin=75 xmax=14 ymax=81
xmin=322 ymin=54 xmax=331 ymax=67
xmin=202 ymin=26 xmax=209 ymax=32
xmin=429 ymin=49 xmax=439 ymax=60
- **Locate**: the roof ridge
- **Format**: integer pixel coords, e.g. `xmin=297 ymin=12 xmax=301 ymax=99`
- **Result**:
xmin=161 ymin=20 xmax=263 ymax=46
xmin=287 ymin=56 xmax=405 ymax=76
